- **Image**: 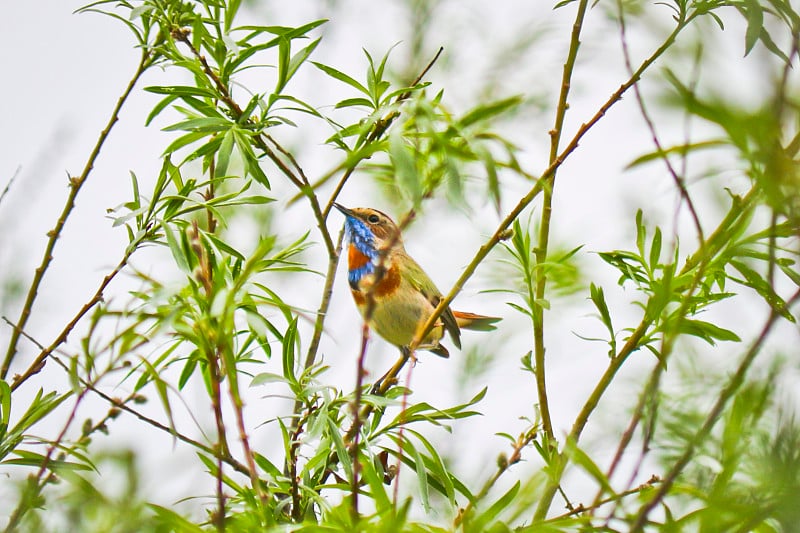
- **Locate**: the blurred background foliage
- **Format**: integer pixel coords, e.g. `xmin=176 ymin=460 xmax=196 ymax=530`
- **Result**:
xmin=1 ymin=0 xmax=799 ymax=531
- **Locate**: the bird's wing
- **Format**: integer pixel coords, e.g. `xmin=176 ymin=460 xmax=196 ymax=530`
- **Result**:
xmin=400 ymin=253 xmax=462 ymax=349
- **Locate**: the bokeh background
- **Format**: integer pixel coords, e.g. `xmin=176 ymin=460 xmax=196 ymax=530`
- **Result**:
xmin=1 ymin=0 xmax=797 ymax=522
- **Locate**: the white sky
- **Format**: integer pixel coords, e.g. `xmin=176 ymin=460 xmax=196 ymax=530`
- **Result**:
xmin=1 ymin=0 xmax=797 ymax=523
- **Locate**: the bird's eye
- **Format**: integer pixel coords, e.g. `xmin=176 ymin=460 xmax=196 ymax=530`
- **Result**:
xmin=367 ymin=214 xmax=380 ymax=223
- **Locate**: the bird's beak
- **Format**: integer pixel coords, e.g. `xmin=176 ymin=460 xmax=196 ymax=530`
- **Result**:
xmin=333 ymin=203 xmax=355 ymax=218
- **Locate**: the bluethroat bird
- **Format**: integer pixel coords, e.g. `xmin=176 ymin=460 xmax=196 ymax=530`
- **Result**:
xmin=334 ymin=204 xmax=500 ymax=358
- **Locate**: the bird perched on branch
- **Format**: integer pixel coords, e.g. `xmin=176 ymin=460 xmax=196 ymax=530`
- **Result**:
xmin=334 ymin=203 xmax=499 ymax=358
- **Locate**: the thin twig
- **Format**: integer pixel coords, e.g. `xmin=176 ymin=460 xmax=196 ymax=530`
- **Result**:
xmin=188 ymin=222 xmax=229 ymax=532
xmin=453 ymin=427 xmax=537 ymax=528
xmin=301 ymin=229 xmax=344 ymax=380
xmin=346 ymin=208 xmax=418 ymax=518
xmin=304 ymin=46 xmax=445 ymax=374
xmin=533 ymin=0 xmax=591 ymax=443
xmin=3 ymin=387 xmax=92 ymax=533
xmin=392 ymin=358 xmax=415 ymax=507
xmin=10 ymin=244 xmax=138 ymax=391
xmin=411 ymin=14 xmax=694 ymax=377
xmin=550 ymin=475 xmax=661 ymax=522
xmin=227 ymin=375 xmax=269 ymax=511
xmin=322 ymin=46 xmax=445 ymax=220
xmin=534 ymin=186 xmax=759 ymax=520
xmin=350 ymin=321 xmax=371 ymax=520
xmin=0 ymin=166 xmax=20 ymax=211
xmin=589 ymin=360 xmax=661 ymax=518
xmin=1 ymin=315 xmax=252 ymax=477
xmin=629 ymin=290 xmax=800 ymax=531
xmin=1 ymin=50 xmax=152 ymax=380
xmin=597 ymin=29 xmax=798 ymax=507
xmin=616 ymin=0 xmax=704 ymax=244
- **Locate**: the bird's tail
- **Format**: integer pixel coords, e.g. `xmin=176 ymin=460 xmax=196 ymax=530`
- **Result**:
xmin=453 ymin=311 xmax=501 ymax=331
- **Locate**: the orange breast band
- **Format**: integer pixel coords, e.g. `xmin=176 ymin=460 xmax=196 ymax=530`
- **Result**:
xmin=348 ymin=244 xmax=371 ymax=270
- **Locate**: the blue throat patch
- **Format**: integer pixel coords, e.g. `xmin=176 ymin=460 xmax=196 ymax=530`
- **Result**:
xmin=344 ymin=216 xmax=377 ymax=288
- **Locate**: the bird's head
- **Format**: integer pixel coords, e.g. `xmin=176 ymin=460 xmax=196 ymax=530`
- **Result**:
xmin=333 ymin=204 xmax=403 ymax=251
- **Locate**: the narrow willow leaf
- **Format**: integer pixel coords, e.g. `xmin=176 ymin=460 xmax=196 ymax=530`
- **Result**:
xmin=458 ymin=96 xmax=523 ymax=128
xmin=677 ymin=319 xmax=742 ymax=344
xmin=565 ymin=437 xmax=614 ymax=495
xmin=743 ymin=0 xmax=764 ymax=56
xmin=389 ymin=132 xmax=422 ymax=205
xmin=282 ymin=318 xmax=299 ymax=383
xmin=312 ymin=62 xmax=369 ymax=95
xmin=469 ymin=480 xmax=520 ymax=531
xmin=216 ymin=128 xmax=235 ymax=176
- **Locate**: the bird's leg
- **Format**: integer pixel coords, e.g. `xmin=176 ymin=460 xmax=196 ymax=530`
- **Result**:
xmin=371 ymin=346 xmax=413 ymax=394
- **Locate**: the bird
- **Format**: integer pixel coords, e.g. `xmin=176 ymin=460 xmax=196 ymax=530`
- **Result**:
xmin=333 ymin=203 xmax=500 ymax=358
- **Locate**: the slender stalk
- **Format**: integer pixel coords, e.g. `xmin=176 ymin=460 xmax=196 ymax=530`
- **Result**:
xmin=11 ymin=245 xmax=136 ymax=391
xmin=453 ymin=427 xmax=537 ymax=528
xmin=550 ymin=476 xmax=661 ymax=522
xmin=590 ymin=360 xmax=662 ymax=513
xmin=533 ymin=0 xmax=590 ymax=441
xmin=4 ymin=314 xmax=256 ymax=479
xmin=629 ymin=291 xmax=800 ymax=530
xmin=410 ymin=15 xmax=691 ymax=365
xmin=303 ymin=47 xmax=445 ymax=375
xmin=1 ymin=50 xmax=152 ymax=380
xmin=227 ymin=376 xmax=269 ymax=511
xmin=0 ymin=166 xmax=20 ymax=210
xmin=350 ymin=322 xmax=371 ymax=520
xmin=616 ymin=0 xmax=704 ymax=244
xmin=392 ymin=359 xmax=416 ymax=507
xmin=208 ymin=354 xmax=228 ymax=531
xmin=301 ymin=229 xmax=344 ymax=378
xmin=533 ymin=187 xmax=760 ymax=519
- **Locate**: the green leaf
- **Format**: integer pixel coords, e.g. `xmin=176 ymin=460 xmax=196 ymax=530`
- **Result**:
xmin=360 ymin=453 xmax=392 ymax=513
xmin=458 ymin=96 xmax=522 ymax=128
xmin=676 ymin=319 xmax=742 ymax=344
xmin=405 ymin=428 xmax=456 ymax=504
xmin=162 ymin=131 xmax=209 ymax=156
xmin=250 ymin=372 xmax=287 ymax=386
xmin=3 ymin=451 xmax=93 ymax=472
xmin=284 ymin=37 xmax=321 ymax=91
xmin=0 ymin=381 xmax=10 ymax=429
xmin=649 ymin=226 xmax=662 ymax=269
xmin=312 ymin=62 xmax=369 ymax=95
xmin=730 ymin=260 xmax=795 ymax=322
xmin=327 ymin=416 xmax=352 ymax=477
xmin=334 ymin=97 xmax=375 ymax=109
xmin=178 ymin=355 xmax=197 ymax=390
xmin=406 ymin=435 xmax=430 ymax=511
xmin=589 ymin=283 xmax=616 ymax=356
xmin=389 ymin=132 xmax=422 ymax=205
xmin=565 ymin=437 xmax=614 ymax=495
xmin=162 ymin=222 xmax=192 ymax=275
xmin=145 ymin=94 xmax=178 ymax=127
xmin=635 ymin=209 xmax=646 ymax=258
xmin=144 ymin=85 xmax=219 ymax=98
xmin=148 ymin=504 xmax=205 ymax=533
xmin=216 ymin=128 xmax=235 ymax=176
xmin=137 ymin=356 xmax=177 ymax=440
xmin=469 ymin=481 xmax=520 ymax=531
xmin=282 ymin=318 xmax=299 ymax=384
xmin=626 ymin=140 xmax=726 ymax=169
xmin=275 ymin=36 xmax=291 ymax=94
xmin=743 ymin=0 xmax=764 ymax=56
xmin=163 ymin=117 xmax=232 ymax=133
